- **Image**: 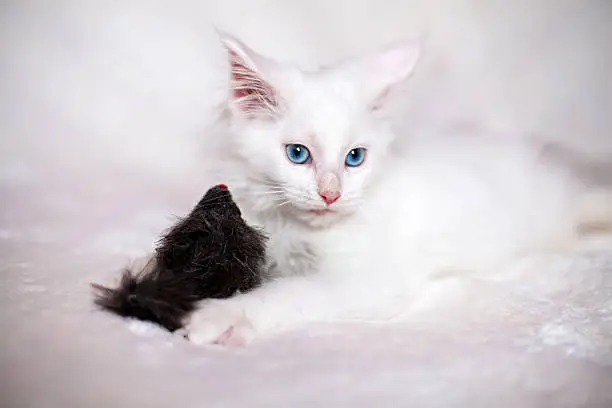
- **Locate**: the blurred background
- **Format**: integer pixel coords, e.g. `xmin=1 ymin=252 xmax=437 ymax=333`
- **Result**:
xmin=1 ymin=0 xmax=611 ymax=254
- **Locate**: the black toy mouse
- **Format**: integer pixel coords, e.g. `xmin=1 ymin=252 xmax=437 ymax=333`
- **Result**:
xmin=92 ymin=184 xmax=269 ymax=332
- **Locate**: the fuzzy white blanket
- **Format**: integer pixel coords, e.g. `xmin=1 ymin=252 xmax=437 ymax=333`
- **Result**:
xmin=2 ymin=236 xmax=612 ymax=407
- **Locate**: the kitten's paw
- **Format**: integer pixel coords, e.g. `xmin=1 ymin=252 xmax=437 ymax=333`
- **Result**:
xmin=182 ymin=299 xmax=257 ymax=347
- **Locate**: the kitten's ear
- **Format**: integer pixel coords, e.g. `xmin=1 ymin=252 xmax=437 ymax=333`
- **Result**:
xmin=218 ymin=31 xmax=280 ymax=119
xmin=358 ymin=40 xmax=421 ymax=110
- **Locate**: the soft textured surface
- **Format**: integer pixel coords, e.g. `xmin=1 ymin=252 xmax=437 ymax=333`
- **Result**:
xmin=2 ymin=237 xmax=612 ymax=407
xmin=2 ymin=1 xmax=612 ymax=407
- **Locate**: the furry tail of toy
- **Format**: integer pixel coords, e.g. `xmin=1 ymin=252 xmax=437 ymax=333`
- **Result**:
xmin=92 ymin=262 xmax=198 ymax=332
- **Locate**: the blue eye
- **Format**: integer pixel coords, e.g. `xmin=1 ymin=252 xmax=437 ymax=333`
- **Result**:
xmin=345 ymin=147 xmax=367 ymax=167
xmin=285 ymin=144 xmax=311 ymax=164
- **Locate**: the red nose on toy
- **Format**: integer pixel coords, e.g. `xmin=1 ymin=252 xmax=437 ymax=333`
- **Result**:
xmin=218 ymin=184 xmax=228 ymax=190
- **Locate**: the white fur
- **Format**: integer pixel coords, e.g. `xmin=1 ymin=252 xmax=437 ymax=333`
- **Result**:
xmin=184 ymin=34 xmax=612 ymax=346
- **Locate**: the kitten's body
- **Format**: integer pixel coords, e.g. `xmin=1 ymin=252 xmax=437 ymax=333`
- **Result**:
xmin=182 ymin=34 xmax=612 ymax=346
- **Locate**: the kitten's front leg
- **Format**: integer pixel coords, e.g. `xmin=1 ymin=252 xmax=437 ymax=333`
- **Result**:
xmin=183 ymin=274 xmax=367 ymax=347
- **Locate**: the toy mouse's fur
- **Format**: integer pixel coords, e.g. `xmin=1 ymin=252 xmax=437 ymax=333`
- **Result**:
xmin=92 ymin=185 xmax=269 ymax=332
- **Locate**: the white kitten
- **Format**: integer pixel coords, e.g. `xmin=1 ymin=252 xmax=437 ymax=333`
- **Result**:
xmin=183 ymin=33 xmax=612 ymax=347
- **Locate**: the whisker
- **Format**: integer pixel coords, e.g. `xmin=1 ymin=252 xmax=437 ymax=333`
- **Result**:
xmin=276 ymin=200 xmax=292 ymax=208
xmin=255 ymin=190 xmax=286 ymax=195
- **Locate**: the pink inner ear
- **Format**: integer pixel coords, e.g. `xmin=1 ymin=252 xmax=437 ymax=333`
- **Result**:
xmin=229 ymin=50 xmax=277 ymax=114
xmin=230 ymin=55 xmax=256 ymax=100
xmin=371 ymin=87 xmax=390 ymax=111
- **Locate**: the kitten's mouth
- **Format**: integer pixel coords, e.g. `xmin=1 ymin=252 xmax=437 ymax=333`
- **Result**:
xmin=309 ymin=209 xmax=334 ymax=215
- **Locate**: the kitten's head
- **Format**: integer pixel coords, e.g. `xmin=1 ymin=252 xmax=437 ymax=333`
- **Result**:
xmin=219 ymin=33 xmax=420 ymax=228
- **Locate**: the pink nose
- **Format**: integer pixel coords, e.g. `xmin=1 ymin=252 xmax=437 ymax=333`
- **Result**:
xmin=319 ymin=190 xmax=341 ymax=206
